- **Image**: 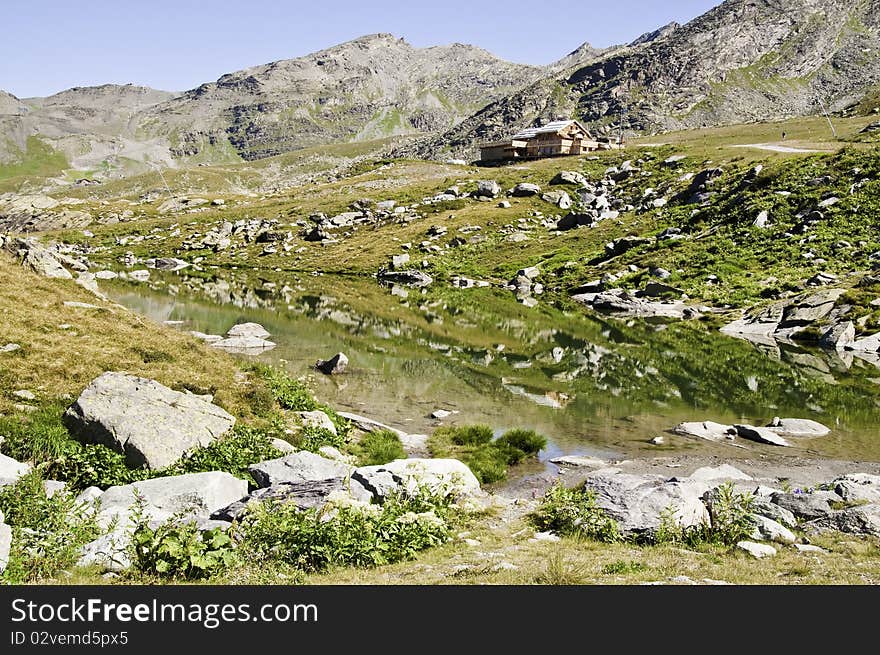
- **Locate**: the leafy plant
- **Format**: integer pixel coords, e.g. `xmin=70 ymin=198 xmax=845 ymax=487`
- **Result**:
xmin=165 ymin=424 xmax=285 ymax=485
xmin=0 ymin=471 xmax=99 ymax=583
xmin=354 ymin=429 xmax=406 ymax=466
xmin=602 ymin=560 xmax=647 ymax=575
xmin=428 ymin=424 xmax=546 ymax=484
xmin=654 ymin=483 xmax=755 ymax=547
xmin=295 ymin=425 xmax=346 ymax=453
xmin=132 ymin=514 xmax=237 ymax=580
xmin=240 ymin=489 xmax=451 ymax=572
xmin=531 ymin=484 xmax=621 ymax=543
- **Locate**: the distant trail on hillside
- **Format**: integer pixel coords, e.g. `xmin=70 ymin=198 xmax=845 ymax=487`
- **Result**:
xmin=732 ymin=143 xmax=832 ymax=153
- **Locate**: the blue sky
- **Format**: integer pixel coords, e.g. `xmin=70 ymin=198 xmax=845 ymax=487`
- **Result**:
xmin=2 ymin=0 xmax=720 ymax=98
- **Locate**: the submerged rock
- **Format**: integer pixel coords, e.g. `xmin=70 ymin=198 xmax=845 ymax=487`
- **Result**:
xmin=767 ymin=417 xmax=830 ymax=437
xmin=315 ymin=352 xmax=348 ymax=375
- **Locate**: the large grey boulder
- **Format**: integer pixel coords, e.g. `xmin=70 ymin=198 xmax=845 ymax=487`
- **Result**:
xmin=806 ymin=504 xmax=880 ymax=537
xmin=95 ymin=471 xmax=248 ymax=530
xmin=6 ymin=238 xmax=72 ymax=279
xmin=77 ymin=529 xmax=132 ymax=573
xmin=779 ymin=288 xmax=844 ymax=326
xmin=550 ymin=171 xmax=588 ymax=186
xmin=751 ymin=496 xmax=797 ymax=528
xmin=737 ymin=540 xmax=777 ymax=559
xmin=294 ymin=410 xmax=337 ymax=435
xmin=766 ymin=417 xmax=830 ymax=437
xmin=212 ymin=478 xmax=371 ymax=521
xmin=672 ymin=421 xmax=735 ymax=442
xmin=248 ymin=451 xmax=351 ymax=488
xmin=771 ymin=490 xmax=843 ymax=521
xmin=512 ymin=183 xmax=541 ymax=197
xmin=63 ymin=372 xmax=236 ymax=469
xmin=225 ymin=322 xmax=270 ymax=339
xmin=474 ymin=180 xmax=502 ymax=198
xmin=688 ymin=464 xmax=752 ymax=482
xmin=352 ymin=458 xmax=481 ymax=502
xmin=820 ymin=321 xmax=855 ymax=351
xmin=832 ymin=473 xmax=880 ymax=504
xmin=0 ymin=452 xmax=31 ymax=485
xmin=582 ymin=469 xmax=710 ymax=537
xmin=210 ymin=335 xmax=276 ymax=353
xmin=749 ymin=513 xmax=796 ymax=544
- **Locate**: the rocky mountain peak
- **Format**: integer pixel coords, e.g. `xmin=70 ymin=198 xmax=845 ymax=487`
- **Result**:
xmin=0 ymin=90 xmax=27 ymax=116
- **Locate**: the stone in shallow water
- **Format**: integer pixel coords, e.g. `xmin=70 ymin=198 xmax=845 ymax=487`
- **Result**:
xmin=225 ymin=322 xmax=270 ymax=339
xmin=766 ymin=417 xmax=830 ymax=437
xmin=210 ymin=335 xmax=276 ymax=353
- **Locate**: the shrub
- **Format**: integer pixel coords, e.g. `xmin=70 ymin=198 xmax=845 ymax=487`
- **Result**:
xmin=254 ymin=364 xmax=352 ymax=438
xmin=296 ymin=426 xmax=345 ymax=453
xmin=355 ymin=429 xmax=406 ymax=466
xmin=428 ymin=425 xmax=546 ymax=484
xmin=132 ymin=513 xmax=237 ymax=580
xmin=496 ymin=429 xmax=546 ymax=456
xmin=46 ymin=442 xmax=148 ymax=490
xmin=165 ymin=425 xmax=285 ymax=485
xmin=654 ymin=483 xmax=755 ymax=547
xmin=448 ymin=424 xmax=494 ymax=446
xmin=0 ymin=472 xmax=100 ymax=583
xmin=240 ymin=490 xmax=451 ymax=572
xmin=256 ymin=364 xmax=318 ymax=412
xmin=531 ymin=484 xmax=621 ymax=543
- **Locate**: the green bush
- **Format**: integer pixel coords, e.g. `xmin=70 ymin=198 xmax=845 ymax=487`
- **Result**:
xmin=0 ymin=472 xmax=100 ymax=583
xmin=165 ymin=425 xmax=285 ymax=485
xmin=496 ymin=429 xmax=546 ymax=457
xmin=256 ymin=364 xmax=318 ymax=412
xmin=254 ymin=364 xmax=352 ymax=438
xmin=355 ymin=429 xmax=406 ymax=466
xmin=132 ymin=514 xmax=237 ymax=580
xmin=46 ymin=442 xmax=148 ymax=490
xmin=531 ymin=484 xmax=621 ymax=543
xmin=296 ymin=426 xmax=345 ymax=453
xmin=448 ymin=424 xmax=494 ymax=446
xmin=428 ymin=425 xmax=546 ymax=484
xmin=240 ymin=490 xmax=451 ymax=572
xmin=655 ymin=483 xmax=755 ymax=547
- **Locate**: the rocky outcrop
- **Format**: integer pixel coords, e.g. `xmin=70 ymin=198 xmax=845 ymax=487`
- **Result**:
xmin=63 ymin=372 xmax=236 ymax=469
xmin=248 ymin=451 xmax=351 ymax=488
xmin=212 ymin=478 xmax=371 ymax=521
xmin=0 ymin=194 xmax=92 ymax=233
xmin=93 ymin=471 xmax=248 ymax=530
xmin=573 ymin=288 xmax=702 ymax=320
xmin=582 ymin=469 xmax=710 ymax=537
xmin=352 ymin=458 xmax=481 ymax=502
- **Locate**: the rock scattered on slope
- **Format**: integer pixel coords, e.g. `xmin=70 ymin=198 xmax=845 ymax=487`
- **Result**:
xmin=63 ymin=372 xmax=236 ymax=469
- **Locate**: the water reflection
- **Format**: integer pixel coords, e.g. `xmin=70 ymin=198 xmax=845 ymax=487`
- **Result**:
xmin=107 ymin=269 xmax=880 ymax=462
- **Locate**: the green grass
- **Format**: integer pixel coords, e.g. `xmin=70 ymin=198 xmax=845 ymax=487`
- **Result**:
xmin=0 ymin=136 xmax=69 ymax=189
xmin=354 ymin=429 xmax=407 ymax=466
xmin=428 ymin=425 xmax=546 ymax=484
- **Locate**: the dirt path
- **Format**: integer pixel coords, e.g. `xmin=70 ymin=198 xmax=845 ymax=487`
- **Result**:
xmin=732 ymin=142 xmax=832 ymax=153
